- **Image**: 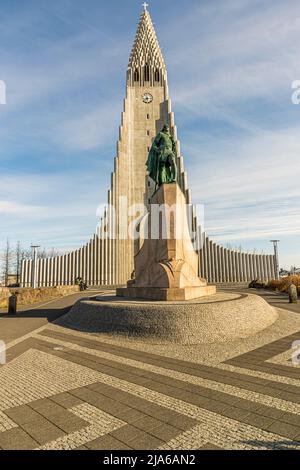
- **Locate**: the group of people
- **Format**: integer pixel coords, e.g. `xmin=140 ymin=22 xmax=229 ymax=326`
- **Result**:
xmin=75 ymin=277 xmax=88 ymax=291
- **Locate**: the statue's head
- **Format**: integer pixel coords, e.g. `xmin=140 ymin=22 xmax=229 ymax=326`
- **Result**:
xmin=162 ymin=124 xmax=170 ymax=134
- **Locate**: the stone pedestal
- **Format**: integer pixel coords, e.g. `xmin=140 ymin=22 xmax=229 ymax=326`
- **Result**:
xmin=117 ymin=183 xmax=216 ymax=300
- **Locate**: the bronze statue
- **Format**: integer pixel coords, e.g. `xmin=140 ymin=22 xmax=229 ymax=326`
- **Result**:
xmin=146 ymin=124 xmax=178 ymax=189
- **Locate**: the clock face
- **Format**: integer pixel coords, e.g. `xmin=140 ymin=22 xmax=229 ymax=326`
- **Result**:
xmin=143 ymin=93 xmax=153 ymax=104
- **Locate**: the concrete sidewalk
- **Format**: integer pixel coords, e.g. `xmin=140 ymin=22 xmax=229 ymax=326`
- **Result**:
xmin=0 ymin=289 xmax=105 ymax=345
xmin=220 ymin=286 xmax=300 ymax=315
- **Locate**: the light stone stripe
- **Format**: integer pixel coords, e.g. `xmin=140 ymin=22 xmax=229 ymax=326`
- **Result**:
xmin=34 ymin=333 xmax=300 ymax=416
xmin=39 ymin=403 xmax=125 ymax=450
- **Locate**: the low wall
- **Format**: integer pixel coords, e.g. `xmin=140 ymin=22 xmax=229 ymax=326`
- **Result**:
xmin=8 ymin=285 xmax=80 ymax=307
xmin=57 ymin=292 xmax=278 ymax=344
xmin=0 ymin=288 xmax=10 ymax=309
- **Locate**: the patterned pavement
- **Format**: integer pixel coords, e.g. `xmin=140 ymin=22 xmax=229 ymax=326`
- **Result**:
xmin=0 ymin=292 xmax=300 ymax=450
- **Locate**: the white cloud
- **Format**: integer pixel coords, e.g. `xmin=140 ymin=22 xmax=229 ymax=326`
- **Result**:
xmin=0 ymin=200 xmax=43 ymax=215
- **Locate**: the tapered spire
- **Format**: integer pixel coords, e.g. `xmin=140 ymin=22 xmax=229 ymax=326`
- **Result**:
xmin=127 ymin=7 xmax=166 ymax=85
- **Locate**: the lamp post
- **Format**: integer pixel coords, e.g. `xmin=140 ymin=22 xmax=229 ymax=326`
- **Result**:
xmin=270 ymin=240 xmax=280 ymax=280
xmin=31 ymin=245 xmax=40 ymax=289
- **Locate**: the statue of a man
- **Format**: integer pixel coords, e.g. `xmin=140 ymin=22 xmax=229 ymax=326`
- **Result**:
xmin=146 ymin=124 xmax=178 ymax=189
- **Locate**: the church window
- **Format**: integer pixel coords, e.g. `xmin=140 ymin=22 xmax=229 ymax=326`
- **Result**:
xmin=144 ymin=63 xmax=150 ymax=82
xmin=134 ymin=69 xmax=139 ymax=82
xmin=154 ymin=69 xmax=160 ymax=82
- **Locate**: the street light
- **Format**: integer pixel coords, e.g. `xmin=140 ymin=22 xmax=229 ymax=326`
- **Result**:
xmin=270 ymin=240 xmax=280 ymax=280
xmin=31 ymin=245 xmax=40 ymax=289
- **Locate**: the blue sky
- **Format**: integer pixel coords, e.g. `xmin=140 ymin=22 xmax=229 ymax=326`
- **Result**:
xmin=0 ymin=0 xmax=299 ymax=269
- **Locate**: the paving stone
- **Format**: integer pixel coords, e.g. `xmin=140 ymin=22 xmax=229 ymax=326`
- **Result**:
xmin=110 ymin=425 xmax=164 ymax=450
xmin=86 ymin=434 xmax=132 ymax=450
xmin=267 ymin=421 xmax=300 ymax=440
xmin=147 ymin=423 xmax=181 ymax=442
xmin=165 ymin=414 xmax=197 ymax=431
xmin=29 ymin=398 xmax=66 ymax=415
xmin=128 ymin=430 xmax=164 ymax=450
xmin=253 ymin=405 xmax=285 ymax=420
xmin=0 ymin=427 xmax=38 ymax=450
xmin=117 ymin=408 xmax=147 ymax=424
xmin=4 ymin=405 xmax=41 ymax=426
xmin=221 ymin=406 xmax=251 ymax=421
xmin=280 ymin=412 xmax=300 ymax=427
xmin=110 ymin=424 xmax=142 ymax=443
xmin=46 ymin=412 xmax=89 ymax=434
xmin=201 ymin=400 xmax=231 ymax=414
xmin=241 ymin=413 xmax=275 ymax=430
xmin=50 ymin=392 xmax=83 ymax=409
xmin=199 ymin=442 xmax=223 ymax=450
xmin=133 ymin=415 xmax=165 ymax=432
xmin=21 ymin=417 xmax=65 ymax=445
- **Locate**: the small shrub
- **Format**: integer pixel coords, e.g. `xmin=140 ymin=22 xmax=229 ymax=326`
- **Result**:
xmin=267 ymin=275 xmax=300 ymax=295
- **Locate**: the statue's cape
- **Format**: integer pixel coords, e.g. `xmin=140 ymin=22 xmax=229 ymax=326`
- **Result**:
xmin=146 ymin=131 xmax=177 ymax=184
xmin=146 ymin=135 xmax=161 ymax=183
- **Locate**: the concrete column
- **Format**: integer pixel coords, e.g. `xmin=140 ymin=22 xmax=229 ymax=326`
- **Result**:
xmin=214 ymin=243 xmax=219 ymax=283
xmin=92 ymin=236 xmax=96 ymax=286
xmin=52 ymin=257 xmax=56 ymax=286
xmin=255 ymin=255 xmax=261 ymax=280
xmin=259 ymin=255 xmax=264 ymax=281
xmin=231 ymin=251 xmax=236 ymax=282
xmin=248 ymin=253 xmax=253 ymax=281
xmin=207 ymin=239 xmax=212 ymax=283
xmin=223 ymin=249 xmax=228 ymax=282
xmin=39 ymin=259 xmax=43 ymax=287
xmin=75 ymin=250 xmax=79 ymax=279
xmin=241 ymin=253 xmax=246 ymax=282
xmin=262 ymin=255 xmax=267 ymax=282
xmin=62 ymin=254 xmax=66 ymax=286
xmin=96 ymin=236 xmax=100 ymax=286
xmin=252 ymin=255 xmax=257 ymax=279
xmin=197 ymin=228 xmax=204 ymax=278
xmin=79 ymin=247 xmax=83 ymax=279
xmin=100 ymin=222 xmax=104 ymax=285
xmin=204 ymin=236 xmax=209 ymax=280
xmin=217 ymin=245 xmax=222 ymax=283
xmin=234 ymin=252 xmax=240 ymax=282
xmin=70 ymin=252 xmax=73 ymax=285
xmin=246 ymin=254 xmax=251 ymax=281
xmin=85 ymin=243 xmax=90 ymax=285
xmin=210 ymin=241 xmax=215 ymax=283
xmin=267 ymin=255 xmax=272 ymax=280
xmin=20 ymin=260 xmax=25 ymax=288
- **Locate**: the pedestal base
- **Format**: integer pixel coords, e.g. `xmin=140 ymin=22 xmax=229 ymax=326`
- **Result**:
xmin=116 ymin=285 xmax=216 ymax=301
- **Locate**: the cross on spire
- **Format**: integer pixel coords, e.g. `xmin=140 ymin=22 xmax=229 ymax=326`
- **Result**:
xmin=142 ymin=2 xmax=149 ymax=11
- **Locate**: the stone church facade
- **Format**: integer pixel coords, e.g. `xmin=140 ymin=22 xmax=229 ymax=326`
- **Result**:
xmin=21 ymin=7 xmax=276 ymax=287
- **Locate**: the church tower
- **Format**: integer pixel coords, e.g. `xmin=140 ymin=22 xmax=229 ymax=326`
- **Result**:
xmin=105 ymin=5 xmax=191 ymax=284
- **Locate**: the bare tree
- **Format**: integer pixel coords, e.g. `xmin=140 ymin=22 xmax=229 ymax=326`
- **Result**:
xmin=1 ymin=239 xmax=13 ymax=286
xmin=15 ymin=241 xmax=22 ymax=285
